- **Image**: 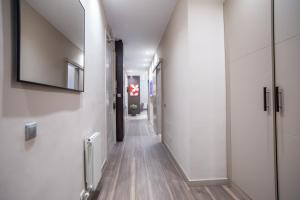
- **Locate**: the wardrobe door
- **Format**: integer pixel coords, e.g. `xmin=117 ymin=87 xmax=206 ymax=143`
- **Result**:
xmin=224 ymin=0 xmax=276 ymax=199
xmin=274 ymin=0 xmax=300 ymax=199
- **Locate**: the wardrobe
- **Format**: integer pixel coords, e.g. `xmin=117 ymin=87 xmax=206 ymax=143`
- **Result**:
xmin=224 ymin=0 xmax=300 ymax=200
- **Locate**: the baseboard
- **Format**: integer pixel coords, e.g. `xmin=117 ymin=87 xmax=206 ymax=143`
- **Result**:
xmin=188 ymin=178 xmax=229 ymax=186
xmin=161 ymin=142 xmax=190 ymax=182
xmin=162 ymin=142 xmax=229 ymax=187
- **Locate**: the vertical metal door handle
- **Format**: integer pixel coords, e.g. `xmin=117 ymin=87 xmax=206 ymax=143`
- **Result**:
xmin=263 ymin=87 xmax=270 ymax=111
xmin=275 ymin=87 xmax=283 ymax=112
xmin=264 ymin=87 xmax=267 ymax=111
xmin=275 ymin=87 xmax=279 ymax=112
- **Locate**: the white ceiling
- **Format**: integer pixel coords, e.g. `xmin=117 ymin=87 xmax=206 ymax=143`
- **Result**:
xmin=25 ymin=0 xmax=84 ymax=50
xmin=102 ymin=0 xmax=177 ymax=69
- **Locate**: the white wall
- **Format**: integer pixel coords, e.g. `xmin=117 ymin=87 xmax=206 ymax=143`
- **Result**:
xmin=188 ymin=0 xmax=227 ymax=181
xmin=0 ymin=0 xmax=107 ymax=199
xmin=157 ymin=0 xmax=227 ymax=181
xmin=157 ymin=0 xmax=191 ymax=177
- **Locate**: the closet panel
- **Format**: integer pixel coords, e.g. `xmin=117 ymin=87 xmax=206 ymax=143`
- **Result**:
xmin=275 ymin=1 xmax=300 ymax=199
xmin=224 ymin=0 xmax=271 ymax=62
xmin=229 ymin=48 xmax=276 ymax=200
xmin=224 ymin=0 xmax=276 ymax=199
xmin=274 ymin=0 xmax=300 ymax=43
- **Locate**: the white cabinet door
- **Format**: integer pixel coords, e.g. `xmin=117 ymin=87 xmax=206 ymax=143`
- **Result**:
xmin=224 ymin=0 xmax=276 ymax=199
xmin=275 ymin=1 xmax=300 ymax=199
xmin=229 ymin=48 xmax=276 ymax=200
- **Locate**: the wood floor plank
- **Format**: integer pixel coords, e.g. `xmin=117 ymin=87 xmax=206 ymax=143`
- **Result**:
xmin=142 ymin=135 xmax=174 ymax=200
xmin=113 ymin=137 xmax=135 ymax=200
xmin=222 ymin=185 xmax=241 ymax=200
xmin=134 ymin=136 xmax=151 ymax=200
xmin=97 ymin=143 xmax=124 ymax=200
xmin=191 ymin=187 xmax=213 ymax=200
xmin=97 ymin=119 xmax=239 ymax=200
xmin=208 ymin=186 xmax=235 ymax=200
xmin=222 ymin=185 xmax=248 ymax=200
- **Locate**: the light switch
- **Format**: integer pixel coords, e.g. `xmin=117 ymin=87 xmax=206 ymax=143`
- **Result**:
xmin=25 ymin=122 xmax=37 ymax=141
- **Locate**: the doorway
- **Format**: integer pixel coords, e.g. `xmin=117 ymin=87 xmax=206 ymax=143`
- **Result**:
xmin=154 ymin=63 xmax=162 ymax=136
xmin=148 ymin=61 xmax=163 ymax=139
xmin=125 ymin=70 xmax=149 ymax=120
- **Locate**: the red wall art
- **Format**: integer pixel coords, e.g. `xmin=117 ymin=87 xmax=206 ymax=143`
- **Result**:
xmin=129 ymin=84 xmax=139 ymax=96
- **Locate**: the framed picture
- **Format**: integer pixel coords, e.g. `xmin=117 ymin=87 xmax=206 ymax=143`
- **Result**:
xmin=129 ymin=83 xmax=139 ymax=96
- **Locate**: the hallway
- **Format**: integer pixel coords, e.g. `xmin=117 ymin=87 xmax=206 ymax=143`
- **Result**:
xmin=97 ymin=118 xmax=244 ymax=200
xmin=1 ymin=0 xmax=300 ymax=199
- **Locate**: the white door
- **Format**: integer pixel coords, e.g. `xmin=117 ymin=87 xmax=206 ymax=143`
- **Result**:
xmin=275 ymin=1 xmax=300 ymax=199
xmin=106 ymin=38 xmax=116 ymax=154
xmin=151 ymin=69 xmax=157 ymax=133
xmin=224 ymin=0 xmax=277 ymax=199
xmin=156 ymin=65 xmax=162 ymax=135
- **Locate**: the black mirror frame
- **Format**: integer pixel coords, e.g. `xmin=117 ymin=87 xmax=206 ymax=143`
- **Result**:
xmin=13 ymin=0 xmax=86 ymax=92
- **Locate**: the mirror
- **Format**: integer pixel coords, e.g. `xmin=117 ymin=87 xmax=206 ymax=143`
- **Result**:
xmin=16 ymin=0 xmax=85 ymax=92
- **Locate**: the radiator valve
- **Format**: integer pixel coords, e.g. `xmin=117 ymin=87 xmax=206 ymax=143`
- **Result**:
xmin=80 ymin=190 xmax=90 ymax=200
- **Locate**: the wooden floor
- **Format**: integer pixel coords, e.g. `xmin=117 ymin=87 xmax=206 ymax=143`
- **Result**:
xmin=96 ymin=118 xmax=245 ymax=200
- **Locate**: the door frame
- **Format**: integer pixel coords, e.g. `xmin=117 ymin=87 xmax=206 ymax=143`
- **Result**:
xmin=152 ymin=60 xmax=164 ymax=141
xmin=271 ymin=0 xmax=279 ymax=199
xmin=105 ymin=30 xmax=117 ymax=156
xmin=115 ymin=40 xmax=124 ymax=142
xmin=223 ymin=0 xmax=278 ymax=199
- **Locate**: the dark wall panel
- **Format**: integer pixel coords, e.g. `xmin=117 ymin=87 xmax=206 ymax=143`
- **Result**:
xmin=115 ymin=40 xmax=124 ymax=142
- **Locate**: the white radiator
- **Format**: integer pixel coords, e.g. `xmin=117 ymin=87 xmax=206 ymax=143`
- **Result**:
xmin=85 ymin=132 xmax=106 ymax=191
